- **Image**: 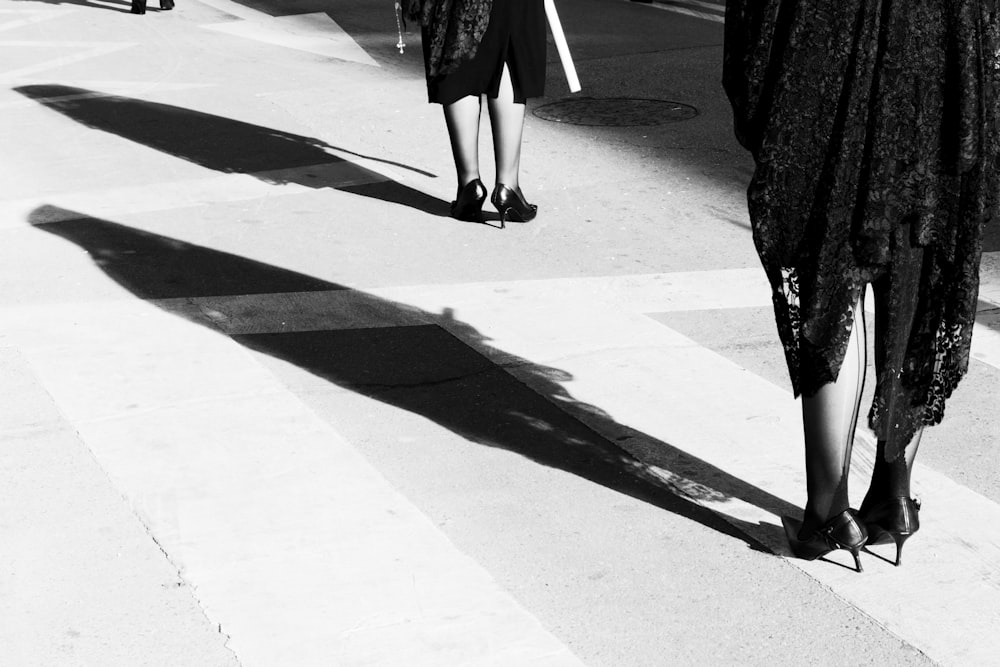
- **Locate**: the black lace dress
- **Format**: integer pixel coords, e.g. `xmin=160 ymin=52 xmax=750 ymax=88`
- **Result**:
xmin=409 ymin=0 xmax=546 ymax=105
xmin=723 ymin=0 xmax=1000 ymax=459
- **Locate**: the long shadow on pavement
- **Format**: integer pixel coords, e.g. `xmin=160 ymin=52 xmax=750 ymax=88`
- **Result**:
xmin=29 ymin=204 xmax=798 ymax=552
xmin=15 ymin=84 xmax=451 ymax=219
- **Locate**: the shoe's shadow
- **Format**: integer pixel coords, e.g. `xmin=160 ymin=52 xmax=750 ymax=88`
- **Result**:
xmin=861 ymin=547 xmax=898 ymax=567
xmin=15 ymin=84 xmax=450 ymax=219
xmin=30 ymin=205 xmax=798 ymax=552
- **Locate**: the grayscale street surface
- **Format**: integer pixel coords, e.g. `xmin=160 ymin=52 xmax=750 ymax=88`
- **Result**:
xmin=1 ymin=0 xmax=999 ymax=664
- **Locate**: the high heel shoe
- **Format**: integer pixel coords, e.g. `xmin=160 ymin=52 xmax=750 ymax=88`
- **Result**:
xmin=450 ymin=179 xmax=486 ymax=222
xmin=782 ymin=509 xmax=868 ymax=572
xmin=130 ymin=0 xmax=146 ymax=13
xmin=491 ymin=184 xmax=537 ymax=228
xmin=160 ymin=0 xmax=174 ymax=9
xmin=859 ymin=497 xmax=920 ymax=566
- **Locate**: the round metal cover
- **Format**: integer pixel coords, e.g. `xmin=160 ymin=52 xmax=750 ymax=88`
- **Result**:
xmin=532 ymin=97 xmax=698 ymax=126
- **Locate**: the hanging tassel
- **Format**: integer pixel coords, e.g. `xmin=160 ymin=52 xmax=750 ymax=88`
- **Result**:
xmin=394 ymin=1 xmax=406 ymax=54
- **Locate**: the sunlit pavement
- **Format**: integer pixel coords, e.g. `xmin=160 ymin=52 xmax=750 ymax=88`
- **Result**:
xmin=1 ymin=1 xmax=998 ymax=665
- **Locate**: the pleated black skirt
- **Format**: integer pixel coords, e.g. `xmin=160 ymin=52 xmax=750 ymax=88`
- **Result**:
xmin=423 ymin=0 xmax=547 ymax=105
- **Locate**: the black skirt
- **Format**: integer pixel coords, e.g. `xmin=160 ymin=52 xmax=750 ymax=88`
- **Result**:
xmin=423 ymin=0 xmax=547 ymax=105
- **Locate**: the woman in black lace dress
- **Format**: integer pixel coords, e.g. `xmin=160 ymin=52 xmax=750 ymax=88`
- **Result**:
xmin=406 ymin=0 xmax=546 ymax=227
xmin=724 ymin=1 xmax=999 ymax=570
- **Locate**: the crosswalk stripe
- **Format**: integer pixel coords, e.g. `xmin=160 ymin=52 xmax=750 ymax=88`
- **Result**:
xmin=196 ymin=0 xmax=379 ymax=66
xmin=660 ymin=0 xmax=726 ymax=12
xmin=0 ymin=81 xmax=217 ymax=110
xmin=631 ymin=0 xmax=725 ymax=23
xmin=185 ymin=273 xmax=1000 ymax=665
xmin=145 ymin=271 xmax=1000 ymax=375
xmin=0 ymin=298 xmax=585 ymax=667
xmin=0 ymin=162 xmax=394 ymax=230
xmin=0 ymin=41 xmax=137 ymax=84
xmin=4 ymin=0 xmax=996 ymax=660
xmin=3 ymin=266 xmax=999 ymax=665
xmin=0 ymin=7 xmax=66 ymax=33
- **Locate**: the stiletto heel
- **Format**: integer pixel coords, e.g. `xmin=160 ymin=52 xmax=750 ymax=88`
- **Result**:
xmin=860 ymin=497 xmax=920 ymax=566
xmin=887 ymin=533 xmax=911 ymax=567
xmin=491 ymin=184 xmax=537 ymax=228
xmin=782 ymin=509 xmax=868 ymax=573
xmin=450 ymin=178 xmax=486 ymax=222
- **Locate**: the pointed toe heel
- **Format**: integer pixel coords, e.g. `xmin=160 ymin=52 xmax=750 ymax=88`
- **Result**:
xmin=860 ymin=497 xmax=920 ymax=566
xmin=783 ymin=509 xmax=868 ymax=573
xmin=491 ymin=184 xmax=537 ymax=229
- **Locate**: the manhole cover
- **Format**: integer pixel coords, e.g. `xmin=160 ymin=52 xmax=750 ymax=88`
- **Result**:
xmin=533 ymin=97 xmax=698 ymax=126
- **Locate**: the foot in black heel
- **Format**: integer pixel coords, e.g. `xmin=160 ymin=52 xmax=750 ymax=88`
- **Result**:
xmin=860 ymin=497 xmax=920 ymax=566
xmin=160 ymin=0 xmax=174 ymax=9
xmin=782 ymin=509 xmax=868 ymax=572
xmin=450 ymin=179 xmax=486 ymax=222
xmin=131 ymin=0 xmax=146 ymax=13
xmin=491 ymin=184 xmax=537 ymax=228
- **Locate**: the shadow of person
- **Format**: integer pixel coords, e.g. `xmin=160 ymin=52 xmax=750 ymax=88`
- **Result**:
xmin=15 ymin=84 xmax=452 ymax=219
xmin=29 ymin=204 xmax=797 ymax=551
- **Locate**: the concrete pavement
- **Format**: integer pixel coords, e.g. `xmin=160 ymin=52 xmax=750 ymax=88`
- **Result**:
xmin=1 ymin=0 xmax=998 ymax=665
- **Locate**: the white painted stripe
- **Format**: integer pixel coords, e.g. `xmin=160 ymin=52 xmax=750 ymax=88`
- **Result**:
xmin=0 ymin=161 xmax=393 ymax=229
xmin=980 ymin=251 xmax=1000 ymax=306
xmin=153 ymin=269 xmax=1000 ymax=374
xmin=196 ymin=0 xmax=378 ymax=66
xmin=539 ymin=323 xmax=1000 ymax=666
xmin=635 ymin=0 xmax=724 ymax=23
xmin=974 ymin=308 xmax=1000 ymax=369
xmin=0 ymin=82 xmax=216 ymax=110
xmin=0 ymin=299 xmax=585 ymax=667
xmin=193 ymin=0 xmax=274 ymax=22
xmin=655 ymin=0 xmax=725 ymax=14
xmin=0 ymin=8 xmax=67 ymax=33
xmin=0 ymin=42 xmax=137 ymax=83
xmin=311 ymin=275 xmax=1000 ymax=666
xmin=3 ymin=267 xmax=999 ymax=665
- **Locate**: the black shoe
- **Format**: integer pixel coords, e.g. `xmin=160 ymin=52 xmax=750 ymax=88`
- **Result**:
xmin=491 ymin=184 xmax=537 ymax=228
xmin=782 ymin=509 xmax=868 ymax=572
xmin=859 ymin=497 xmax=920 ymax=566
xmin=131 ymin=0 xmax=146 ymax=13
xmin=160 ymin=0 xmax=174 ymax=9
xmin=450 ymin=179 xmax=486 ymax=223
